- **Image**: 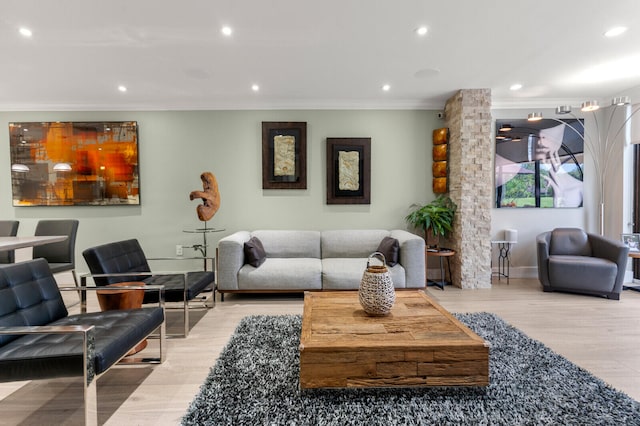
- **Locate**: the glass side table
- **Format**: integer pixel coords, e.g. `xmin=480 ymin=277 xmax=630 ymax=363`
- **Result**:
xmin=182 ymin=224 xmax=225 ymax=270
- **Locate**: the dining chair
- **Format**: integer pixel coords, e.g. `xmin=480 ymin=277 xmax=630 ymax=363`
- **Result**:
xmin=32 ymin=219 xmax=79 ymax=288
xmin=0 ymin=220 xmax=19 ymax=264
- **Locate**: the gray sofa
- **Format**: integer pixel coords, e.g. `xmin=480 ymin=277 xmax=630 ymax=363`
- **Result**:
xmin=536 ymin=227 xmax=629 ymax=300
xmin=217 ymin=229 xmax=425 ymax=298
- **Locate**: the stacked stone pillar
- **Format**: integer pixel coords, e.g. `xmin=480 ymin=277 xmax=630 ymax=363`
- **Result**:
xmin=444 ymin=89 xmax=493 ymax=289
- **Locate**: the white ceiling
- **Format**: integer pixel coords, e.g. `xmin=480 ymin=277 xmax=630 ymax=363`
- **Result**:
xmin=2 ymin=0 xmax=640 ymax=111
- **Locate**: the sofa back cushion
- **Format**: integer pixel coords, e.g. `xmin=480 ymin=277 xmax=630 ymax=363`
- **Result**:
xmin=322 ymin=230 xmax=391 ymax=258
xmin=550 ymin=228 xmax=592 ymax=256
xmin=252 ymin=230 xmax=321 ymax=258
xmin=0 ymin=259 xmax=68 ymax=346
xmin=83 ymin=239 xmax=151 ymax=286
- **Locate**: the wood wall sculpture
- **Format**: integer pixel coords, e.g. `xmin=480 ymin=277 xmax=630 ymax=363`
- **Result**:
xmin=189 ymin=171 xmax=221 ymax=222
xmin=432 ymin=128 xmax=449 ymax=193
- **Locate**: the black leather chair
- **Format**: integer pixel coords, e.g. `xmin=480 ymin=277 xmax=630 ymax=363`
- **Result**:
xmin=0 ymin=258 xmax=165 ymax=425
xmin=536 ymin=228 xmax=629 ymax=300
xmin=83 ymin=239 xmax=214 ymax=337
xmin=0 ymin=220 xmax=19 ymax=264
xmin=32 ymin=219 xmax=79 ymax=286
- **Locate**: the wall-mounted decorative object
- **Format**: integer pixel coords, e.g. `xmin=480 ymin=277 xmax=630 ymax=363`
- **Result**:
xmin=432 ymin=127 xmax=449 ymax=194
xmin=326 ymin=137 xmax=371 ymax=204
xmin=261 ymin=122 xmax=307 ymax=189
xmin=494 ymin=118 xmax=583 ymax=208
xmin=9 ymin=121 xmax=139 ymax=206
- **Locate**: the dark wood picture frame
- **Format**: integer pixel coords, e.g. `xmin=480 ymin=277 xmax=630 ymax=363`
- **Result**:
xmin=261 ymin=121 xmax=307 ymax=189
xmin=326 ymin=137 xmax=371 ymax=204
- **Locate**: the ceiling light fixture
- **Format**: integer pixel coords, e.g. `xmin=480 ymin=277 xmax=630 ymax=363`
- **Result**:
xmin=499 ymin=124 xmax=513 ymax=132
xmin=604 ymin=26 xmax=627 ymax=37
xmin=118 ymin=85 xmax=127 ymax=92
xmin=612 ymin=96 xmax=630 ymax=106
xmin=19 ymin=27 xmax=32 ymax=37
xmin=382 ymin=84 xmax=391 ymax=91
xmin=580 ymin=100 xmax=599 ymax=112
xmin=527 ymin=112 xmax=543 ymax=121
xmin=509 ymin=84 xmax=523 ymax=91
xmin=415 ymin=26 xmax=428 ymax=36
xmin=221 ymin=26 xmax=232 ymax=36
xmin=251 ymin=84 xmax=259 ymax=92
xmin=555 ymin=105 xmax=572 ymax=115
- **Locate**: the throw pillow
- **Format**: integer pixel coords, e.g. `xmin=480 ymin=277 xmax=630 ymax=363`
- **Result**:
xmin=244 ymin=236 xmax=266 ymax=267
xmin=377 ymin=236 xmax=399 ymax=266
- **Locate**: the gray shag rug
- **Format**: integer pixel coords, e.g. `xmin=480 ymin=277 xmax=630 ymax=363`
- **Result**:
xmin=182 ymin=313 xmax=640 ymax=425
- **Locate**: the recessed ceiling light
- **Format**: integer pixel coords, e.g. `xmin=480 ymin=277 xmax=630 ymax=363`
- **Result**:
xmin=251 ymin=84 xmax=259 ymax=92
xmin=221 ymin=26 xmax=233 ymax=36
xmin=509 ymin=83 xmax=523 ymax=91
xmin=415 ymin=26 xmax=428 ymax=36
xmin=19 ymin=27 xmax=32 ymax=37
xmin=118 ymin=85 xmax=127 ymax=92
xmin=604 ymin=26 xmax=627 ymax=37
xmin=382 ymin=84 xmax=391 ymax=91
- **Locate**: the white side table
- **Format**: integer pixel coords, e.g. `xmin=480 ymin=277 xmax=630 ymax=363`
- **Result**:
xmin=490 ymin=240 xmax=515 ymax=283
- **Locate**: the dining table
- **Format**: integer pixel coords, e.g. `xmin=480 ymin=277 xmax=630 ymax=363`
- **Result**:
xmin=0 ymin=235 xmax=68 ymax=251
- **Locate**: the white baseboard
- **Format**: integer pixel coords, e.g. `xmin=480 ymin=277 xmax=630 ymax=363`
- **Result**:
xmin=492 ymin=266 xmax=538 ymax=280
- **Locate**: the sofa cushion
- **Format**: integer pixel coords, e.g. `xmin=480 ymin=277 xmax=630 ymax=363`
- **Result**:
xmin=322 ymin=258 xmax=406 ymax=290
xmin=244 ymin=236 xmax=266 ymax=267
xmin=238 ymin=258 xmax=322 ymax=290
xmin=377 ymin=237 xmax=399 ymax=266
xmin=322 ymin=230 xmax=390 ymax=258
xmin=252 ymin=230 xmax=321 ymax=258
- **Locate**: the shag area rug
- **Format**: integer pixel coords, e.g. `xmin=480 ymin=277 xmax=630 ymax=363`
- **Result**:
xmin=182 ymin=313 xmax=640 ymax=425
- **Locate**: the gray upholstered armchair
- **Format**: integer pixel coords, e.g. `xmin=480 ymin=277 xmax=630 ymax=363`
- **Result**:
xmin=536 ymin=228 xmax=629 ymax=300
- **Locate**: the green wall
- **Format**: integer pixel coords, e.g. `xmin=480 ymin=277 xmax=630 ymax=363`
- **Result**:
xmin=1 ymin=109 xmax=440 ymax=270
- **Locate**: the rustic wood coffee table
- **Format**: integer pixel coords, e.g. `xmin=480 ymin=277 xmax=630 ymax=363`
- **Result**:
xmin=299 ymin=290 xmax=489 ymax=389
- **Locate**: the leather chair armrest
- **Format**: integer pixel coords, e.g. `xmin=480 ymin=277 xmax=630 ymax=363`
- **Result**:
xmin=536 ymin=232 xmax=552 ymax=287
xmin=588 ymin=233 xmax=630 ymax=293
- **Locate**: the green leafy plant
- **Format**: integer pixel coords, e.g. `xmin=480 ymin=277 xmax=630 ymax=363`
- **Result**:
xmin=404 ymin=195 xmax=457 ymax=243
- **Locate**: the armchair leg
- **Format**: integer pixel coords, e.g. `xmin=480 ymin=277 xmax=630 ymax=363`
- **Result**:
xmin=184 ymin=298 xmax=189 ymax=338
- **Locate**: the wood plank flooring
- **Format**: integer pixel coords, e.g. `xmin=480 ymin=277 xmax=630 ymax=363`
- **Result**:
xmin=1 ymin=278 xmax=639 ymax=425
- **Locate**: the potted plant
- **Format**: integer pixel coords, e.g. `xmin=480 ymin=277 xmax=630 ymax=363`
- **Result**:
xmin=404 ymin=195 xmax=457 ymax=248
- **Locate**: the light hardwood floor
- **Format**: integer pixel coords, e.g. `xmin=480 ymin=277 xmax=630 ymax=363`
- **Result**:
xmin=1 ymin=278 xmax=639 ymax=425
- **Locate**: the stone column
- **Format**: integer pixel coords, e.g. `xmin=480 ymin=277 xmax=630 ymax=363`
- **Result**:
xmin=444 ymin=89 xmax=493 ymax=289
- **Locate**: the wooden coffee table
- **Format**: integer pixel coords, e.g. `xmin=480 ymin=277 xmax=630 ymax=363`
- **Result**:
xmin=299 ymin=290 xmax=489 ymax=389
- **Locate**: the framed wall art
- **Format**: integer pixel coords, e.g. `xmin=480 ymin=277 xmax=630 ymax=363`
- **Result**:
xmin=326 ymin=137 xmax=371 ymax=204
xmin=9 ymin=121 xmax=139 ymax=206
xmin=622 ymin=233 xmax=640 ymax=252
xmin=494 ymin=118 xmax=584 ymax=208
xmin=261 ymin=121 xmax=307 ymax=189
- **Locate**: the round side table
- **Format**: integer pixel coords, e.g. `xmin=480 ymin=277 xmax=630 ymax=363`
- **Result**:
xmin=425 ymin=248 xmax=455 ymax=290
xmin=96 ymin=282 xmax=147 ymax=355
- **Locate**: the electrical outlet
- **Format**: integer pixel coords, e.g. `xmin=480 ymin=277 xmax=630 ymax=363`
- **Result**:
xmin=176 ymin=244 xmax=183 ymax=256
